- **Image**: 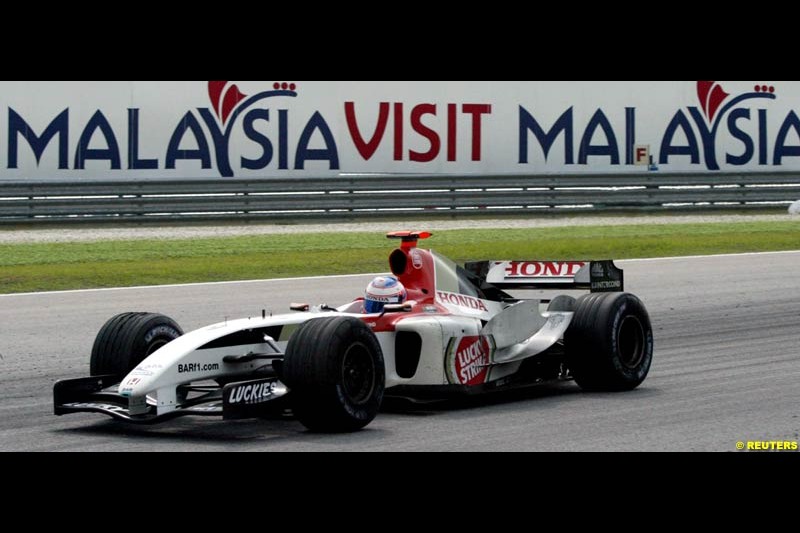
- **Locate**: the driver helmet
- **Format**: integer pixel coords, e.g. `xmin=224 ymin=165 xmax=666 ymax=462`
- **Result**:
xmin=364 ymin=276 xmax=407 ymax=314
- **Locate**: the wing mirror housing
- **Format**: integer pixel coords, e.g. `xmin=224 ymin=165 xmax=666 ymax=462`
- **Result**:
xmin=382 ymin=302 xmax=414 ymax=314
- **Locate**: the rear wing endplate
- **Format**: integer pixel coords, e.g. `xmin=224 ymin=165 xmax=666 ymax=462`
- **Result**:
xmin=464 ymin=260 xmax=624 ymax=293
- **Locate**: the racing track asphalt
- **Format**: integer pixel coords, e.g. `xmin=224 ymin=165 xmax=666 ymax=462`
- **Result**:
xmin=1 ymin=252 xmax=799 ymax=452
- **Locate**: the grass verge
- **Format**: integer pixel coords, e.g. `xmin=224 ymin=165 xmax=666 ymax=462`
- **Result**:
xmin=1 ymin=221 xmax=798 ymax=294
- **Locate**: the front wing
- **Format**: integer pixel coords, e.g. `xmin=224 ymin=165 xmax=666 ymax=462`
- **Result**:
xmin=53 ymin=375 xmax=290 ymax=425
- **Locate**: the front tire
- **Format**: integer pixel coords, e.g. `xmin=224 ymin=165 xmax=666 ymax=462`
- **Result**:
xmin=283 ymin=317 xmax=385 ymax=433
xmin=90 ymin=312 xmax=183 ymax=380
xmin=565 ymin=293 xmax=653 ymax=391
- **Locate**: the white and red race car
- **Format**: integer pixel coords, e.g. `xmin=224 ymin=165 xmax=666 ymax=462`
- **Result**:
xmin=54 ymin=231 xmax=653 ymax=432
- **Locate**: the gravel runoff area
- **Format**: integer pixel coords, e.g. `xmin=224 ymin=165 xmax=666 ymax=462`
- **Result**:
xmin=0 ymin=214 xmax=797 ymax=244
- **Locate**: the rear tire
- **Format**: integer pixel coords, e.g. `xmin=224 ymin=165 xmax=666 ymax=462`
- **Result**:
xmin=283 ymin=317 xmax=385 ymax=433
xmin=90 ymin=312 xmax=183 ymax=380
xmin=565 ymin=293 xmax=653 ymax=392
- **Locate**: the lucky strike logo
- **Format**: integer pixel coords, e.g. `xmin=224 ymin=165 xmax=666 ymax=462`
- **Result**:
xmin=446 ymin=336 xmax=493 ymax=386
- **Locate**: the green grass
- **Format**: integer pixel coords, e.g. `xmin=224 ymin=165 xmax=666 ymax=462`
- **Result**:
xmin=1 ymin=221 xmax=798 ymax=294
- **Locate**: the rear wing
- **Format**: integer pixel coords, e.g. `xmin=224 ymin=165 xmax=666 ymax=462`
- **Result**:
xmin=464 ymin=260 xmax=624 ymax=293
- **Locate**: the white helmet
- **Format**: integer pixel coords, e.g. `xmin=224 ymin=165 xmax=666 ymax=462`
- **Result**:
xmin=364 ymin=276 xmax=407 ymax=313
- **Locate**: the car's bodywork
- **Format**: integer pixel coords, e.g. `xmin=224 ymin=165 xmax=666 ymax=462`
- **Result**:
xmin=54 ymin=231 xmax=650 ymax=431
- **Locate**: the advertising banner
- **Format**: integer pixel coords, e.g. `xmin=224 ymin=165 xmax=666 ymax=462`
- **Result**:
xmin=0 ymin=80 xmax=795 ymax=180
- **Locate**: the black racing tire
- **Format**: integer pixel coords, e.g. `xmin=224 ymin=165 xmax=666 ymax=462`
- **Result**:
xmin=283 ymin=316 xmax=385 ymax=433
xmin=565 ymin=292 xmax=653 ymax=392
xmin=90 ymin=312 xmax=183 ymax=380
xmin=548 ymin=295 xmax=577 ymax=313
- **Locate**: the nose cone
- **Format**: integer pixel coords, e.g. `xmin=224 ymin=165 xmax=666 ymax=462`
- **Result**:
xmin=118 ymin=373 xmax=153 ymax=397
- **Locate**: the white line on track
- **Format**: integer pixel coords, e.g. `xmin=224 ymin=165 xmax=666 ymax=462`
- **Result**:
xmin=0 ymin=273 xmax=385 ymax=298
xmin=619 ymin=249 xmax=800 ymax=263
xmin=3 ymin=250 xmax=799 ymax=298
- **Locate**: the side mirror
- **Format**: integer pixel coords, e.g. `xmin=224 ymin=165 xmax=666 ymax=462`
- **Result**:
xmin=382 ymin=302 xmax=414 ymax=314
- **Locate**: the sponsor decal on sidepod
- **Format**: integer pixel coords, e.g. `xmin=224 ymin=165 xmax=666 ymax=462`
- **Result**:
xmin=446 ymin=336 xmax=494 ymax=386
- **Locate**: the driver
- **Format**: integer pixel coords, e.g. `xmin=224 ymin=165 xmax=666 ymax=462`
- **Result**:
xmin=364 ymin=276 xmax=407 ymax=314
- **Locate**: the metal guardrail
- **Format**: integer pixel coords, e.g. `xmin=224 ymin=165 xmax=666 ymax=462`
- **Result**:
xmin=0 ymin=172 xmax=798 ymax=224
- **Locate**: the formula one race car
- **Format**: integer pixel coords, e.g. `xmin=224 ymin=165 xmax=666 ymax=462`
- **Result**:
xmin=54 ymin=231 xmax=654 ymax=432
